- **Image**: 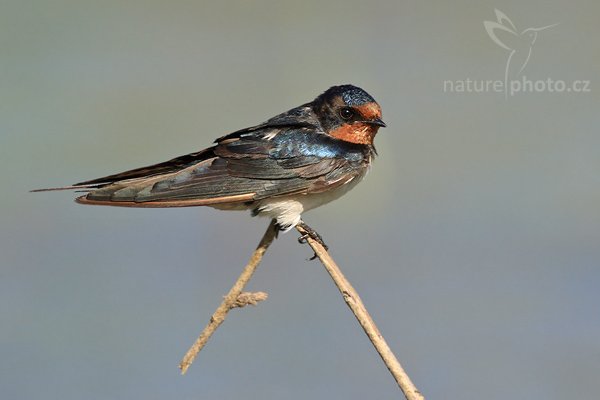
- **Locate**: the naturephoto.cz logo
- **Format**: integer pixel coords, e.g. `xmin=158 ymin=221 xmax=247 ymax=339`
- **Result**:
xmin=444 ymin=9 xmax=592 ymax=97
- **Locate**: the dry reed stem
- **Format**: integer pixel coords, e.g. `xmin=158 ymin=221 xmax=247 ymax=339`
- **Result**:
xmin=179 ymin=220 xmax=277 ymax=374
xmin=295 ymin=224 xmax=424 ymax=400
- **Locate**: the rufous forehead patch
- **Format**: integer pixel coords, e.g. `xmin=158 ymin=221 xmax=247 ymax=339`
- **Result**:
xmin=355 ymin=102 xmax=382 ymax=120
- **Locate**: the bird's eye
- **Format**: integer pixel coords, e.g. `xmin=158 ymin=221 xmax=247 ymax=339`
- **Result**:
xmin=340 ymin=107 xmax=354 ymax=120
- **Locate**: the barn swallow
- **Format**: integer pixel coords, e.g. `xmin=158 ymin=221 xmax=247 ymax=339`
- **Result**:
xmin=34 ymin=85 xmax=385 ymax=246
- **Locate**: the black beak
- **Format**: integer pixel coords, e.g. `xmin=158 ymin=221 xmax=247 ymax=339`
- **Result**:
xmin=365 ymin=118 xmax=386 ymax=128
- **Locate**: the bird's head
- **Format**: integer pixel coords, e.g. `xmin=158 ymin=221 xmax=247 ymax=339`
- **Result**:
xmin=313 ymin=84 xmax=385 ymax=145
xmin=521 ymin=23 xmax=559 ymax=46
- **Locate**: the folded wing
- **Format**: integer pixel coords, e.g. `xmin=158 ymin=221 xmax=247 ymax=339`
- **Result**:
xmin=76 ymin=126 xmax=368 ymax=208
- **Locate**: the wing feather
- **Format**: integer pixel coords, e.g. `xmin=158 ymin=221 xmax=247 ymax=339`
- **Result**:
xmin=72 ymin=122 xmax=370 ymax=207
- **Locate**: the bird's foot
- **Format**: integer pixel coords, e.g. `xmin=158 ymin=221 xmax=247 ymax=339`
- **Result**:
xmin=297 ymin=221 xmax=328 ymax=260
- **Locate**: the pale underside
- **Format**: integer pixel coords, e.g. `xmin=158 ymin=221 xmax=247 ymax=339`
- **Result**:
xmin=213 ymin=169 xmax=367 ymax=231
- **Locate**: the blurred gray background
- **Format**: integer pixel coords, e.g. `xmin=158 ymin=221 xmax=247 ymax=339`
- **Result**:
xmin=2 ymin=1 xmax=599 ymax=399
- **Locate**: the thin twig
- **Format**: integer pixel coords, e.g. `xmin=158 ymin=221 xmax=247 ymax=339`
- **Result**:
xmin=296 ymin=224 xmax=424 ymax=400
xmin=179 ymin=220 xmax=278 ymax=374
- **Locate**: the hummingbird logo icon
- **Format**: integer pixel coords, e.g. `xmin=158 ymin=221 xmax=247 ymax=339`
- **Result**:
xmin=484 ymin=9 xmax=559 ymax=97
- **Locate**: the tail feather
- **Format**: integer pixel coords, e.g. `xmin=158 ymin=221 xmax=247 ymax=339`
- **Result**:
xmin=30 ymin=184 xmax=100 ymax=193
xmin=31 ymin=148 xmax=216 ymax=194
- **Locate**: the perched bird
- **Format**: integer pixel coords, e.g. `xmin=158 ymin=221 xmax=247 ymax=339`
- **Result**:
xmin=34 ymin=85 xmax=385 ymax=244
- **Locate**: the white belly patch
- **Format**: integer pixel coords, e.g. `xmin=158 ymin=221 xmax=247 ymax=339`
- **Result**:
xmin=254 ymin=171 xmax=365 ymax=231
